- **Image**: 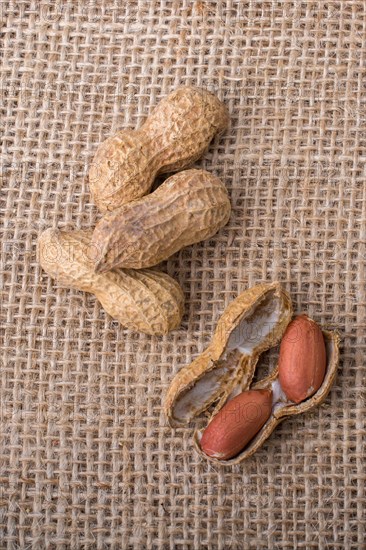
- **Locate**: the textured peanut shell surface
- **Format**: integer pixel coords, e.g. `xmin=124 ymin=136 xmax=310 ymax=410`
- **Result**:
xmin=193 ymin=329 xmax=340 ymax=465
xmin=89 ymin=86 xmax=229 ymax=212
xmin=91 ymin=169 xmax=231 ymax=272
xmin=164 ymin=282 xmax=293 ymax=426
xmin=38 ymin=228 xmax=184 ymax=336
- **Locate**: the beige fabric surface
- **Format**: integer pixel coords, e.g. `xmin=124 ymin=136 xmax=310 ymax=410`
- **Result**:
xmin=1 ymin=1 xmax=365 ymax=548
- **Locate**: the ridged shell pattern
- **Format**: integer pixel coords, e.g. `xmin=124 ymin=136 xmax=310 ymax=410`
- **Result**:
xmin=38 ymin=228 xmax=184 ymax=336
xmin=89 ymin=86 xmax=229 ymax=212
xmin=91 ymin=169 xmax=231 ymax=271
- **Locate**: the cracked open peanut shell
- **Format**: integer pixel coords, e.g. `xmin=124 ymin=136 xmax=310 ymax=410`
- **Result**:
xmin=164 ymin=282 xmax=340 ymax=465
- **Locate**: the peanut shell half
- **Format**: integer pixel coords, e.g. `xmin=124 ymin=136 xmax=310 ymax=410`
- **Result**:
xmin=193 ymin=329 xmax=340 ymax=465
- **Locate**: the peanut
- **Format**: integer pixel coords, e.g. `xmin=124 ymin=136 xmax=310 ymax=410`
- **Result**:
xmin=89 ymin=86 xmax=229 ymax=212
xmin=38 ymin=228 xmax=184 ymax=336
xmin=278 ymin=315 xmax=326 ymax=404
xmin=91 ymin=169 xmax=231 ymax=272
xmin=200 ymin=389 xmax=273 ymax=460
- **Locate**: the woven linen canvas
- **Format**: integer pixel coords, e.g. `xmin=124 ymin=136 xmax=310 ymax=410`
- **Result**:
xmin=1 ymin=1 xmax=365 ymax=548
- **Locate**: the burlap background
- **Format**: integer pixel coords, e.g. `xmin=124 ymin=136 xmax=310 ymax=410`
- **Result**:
xmin=1 ymin=1 xmax=365 ymax=548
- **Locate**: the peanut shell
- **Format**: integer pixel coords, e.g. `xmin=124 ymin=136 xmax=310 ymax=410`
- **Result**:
xmin=164 ymin=282 xmax=340 ymax=464
xmin=91 ymin=169 xmax=231 ymax=272
xmin=89 ymin=86 xmax=229 ymax=212
xmin=38 ymin=228 xmax=184 ymax=336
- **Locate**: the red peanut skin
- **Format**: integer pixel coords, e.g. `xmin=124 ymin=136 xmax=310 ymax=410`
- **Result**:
xmin=278 ymin=315 xmax=326 ymax=404
xmin=200 ymin=389 xmax=273 ymax=460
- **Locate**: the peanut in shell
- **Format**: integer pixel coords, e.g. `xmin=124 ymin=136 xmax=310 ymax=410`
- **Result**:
xmin=89 ymin=86 xmax=229 ymax=212
xmin=278 ymin=314 xmax=326 ymax=404
xmin=38 ymin=228 xmax=184 ymax=336
xmin=200 ymin=389 xmax=273 ymax=460
xmin=91 ymin=169 xmax=231 ymax=272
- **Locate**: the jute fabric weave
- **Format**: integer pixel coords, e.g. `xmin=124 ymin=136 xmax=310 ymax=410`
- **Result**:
xmin=1 ymin=1 xmax=365 ymax=548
